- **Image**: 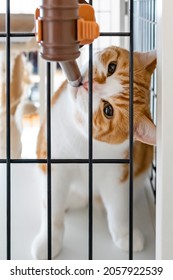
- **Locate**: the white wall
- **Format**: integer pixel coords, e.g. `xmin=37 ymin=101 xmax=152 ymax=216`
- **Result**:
xmin=1 ymin=1 xmax=40 ymax=13
xmin=156 ymin=0 xmax=173 ymax=259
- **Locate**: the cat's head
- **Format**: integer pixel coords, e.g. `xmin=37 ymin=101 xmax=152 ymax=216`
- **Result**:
xmin=71 ymin=46 xmax=157 ymax=145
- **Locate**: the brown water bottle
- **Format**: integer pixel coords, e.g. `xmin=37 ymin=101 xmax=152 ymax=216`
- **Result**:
xmin=35 ymin=0 xmax=99 ymax=87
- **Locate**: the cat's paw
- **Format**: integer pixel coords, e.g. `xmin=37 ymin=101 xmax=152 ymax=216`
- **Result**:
xmin=31 ymin=232 xmax=63 ymax=260
xmin=115 ymin=229 xmax=144 ymax=252
xmin=31 ymin=233 xmax=47 ymax=260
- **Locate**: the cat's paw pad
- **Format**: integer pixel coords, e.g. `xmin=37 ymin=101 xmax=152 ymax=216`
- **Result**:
xmin=31 ymin=233 xmax=62 ymax=260
xmin=115 ymin=229 xmax=144 ymax=252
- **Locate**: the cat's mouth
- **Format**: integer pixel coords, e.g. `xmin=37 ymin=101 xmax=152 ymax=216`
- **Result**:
xmin=82 ymin=81 xmax=89 ymax=91
xmin=70 ymin=82 xmax=88 ymax=100
xmin=77 ymin=81 xmax=89 ymax=92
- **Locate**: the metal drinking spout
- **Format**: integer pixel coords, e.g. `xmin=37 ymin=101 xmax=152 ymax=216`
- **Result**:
xmin=35 ymin=0 xmax=99 ymax=87
xmin=59 ymin=61 xmax=82 ymax=87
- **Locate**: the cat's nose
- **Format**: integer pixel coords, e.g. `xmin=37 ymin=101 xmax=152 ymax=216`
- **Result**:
xmin=82 ymin=81 xmax=89 ymax=91
xmin=82 ymin=80 xmax=96 ymax=91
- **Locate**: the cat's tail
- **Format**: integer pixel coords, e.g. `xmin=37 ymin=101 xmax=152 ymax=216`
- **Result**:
xmin=15 ymin=99 xmax=38 ymax=133
xmin=0 ymin=52 xmax=37 ymax=158
xmin=0 ymin=53 xmax=32 ymax=116
xmin=1 ymin=52 xmax=38 ymax=132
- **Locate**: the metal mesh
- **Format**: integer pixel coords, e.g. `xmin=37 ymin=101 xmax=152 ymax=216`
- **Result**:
xmin=134 ymin=0 xmax=157 ymax=199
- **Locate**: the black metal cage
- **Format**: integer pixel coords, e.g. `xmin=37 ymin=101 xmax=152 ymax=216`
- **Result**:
xmin=0 ymin=0 xmax=156 ymax=260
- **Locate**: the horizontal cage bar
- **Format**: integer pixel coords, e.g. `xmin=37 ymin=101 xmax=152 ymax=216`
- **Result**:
xmin=0 ymin=159 xmax=130 ymax=164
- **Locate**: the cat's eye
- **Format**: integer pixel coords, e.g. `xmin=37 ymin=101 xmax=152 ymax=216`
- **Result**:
xmin=107 ymin=62 xmax=117 ymax=77
xmin=103 ymin=103 xmax=114 ymax=119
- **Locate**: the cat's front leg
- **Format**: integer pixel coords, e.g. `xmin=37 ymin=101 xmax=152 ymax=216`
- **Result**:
xmin=99 ymin=180 xmax=144 ymax=252
xmin=31 ymin=206 xmax=65 ymax=260
xmin=31 ymin=166 xmax=70 ymax=259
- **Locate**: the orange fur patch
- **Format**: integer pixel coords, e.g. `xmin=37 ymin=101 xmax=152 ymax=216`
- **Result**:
xmin=93 ymin=100 xmax=129 ymax=144
xmin=99 ymin=47 xmax=119 ymax=67
xmin=36 ymin=118 xmax=47 ymax=173
xmin=120 ymin=142 xmax=153 ymax=182
xmin=93 ymin=70 xmax=106 ymax=84
xmin=51 ymin=80 xmax=67 ymax=106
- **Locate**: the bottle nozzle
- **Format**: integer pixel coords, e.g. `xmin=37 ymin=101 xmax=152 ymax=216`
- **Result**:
xmin=35 ymin=0 xmax=99 ymax=87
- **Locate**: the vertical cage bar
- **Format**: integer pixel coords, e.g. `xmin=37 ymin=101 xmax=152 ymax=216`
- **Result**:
xmin=88 ymin=42 xmax=93 ymax=261
xmin=46 ymin=62 xmax=52 ymax=260
xmin=129 ymin=0 xmax=134 ymax=260
xmin=149 ymin=0 xmax=152 ymax=50
xmin=88 ymin=0 xmax=93 ymax=261
xmin=6 ymin=0 xmax=11 ymax=260
xmin=153 ymin=0 xmax=156 ymax=49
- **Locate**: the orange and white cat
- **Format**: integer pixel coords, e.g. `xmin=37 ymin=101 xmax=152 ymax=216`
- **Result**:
xmin=31 ymin=46 xmax=156 ymax=259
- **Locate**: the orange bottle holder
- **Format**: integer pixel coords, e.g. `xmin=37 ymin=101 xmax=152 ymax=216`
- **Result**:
xmin=35 ymin=8 xmax=42 ymax=43
xmin=35 ymin=4 xmax=99 ymax=45
xmin=77 ymin=4 xmax=100 ymax=45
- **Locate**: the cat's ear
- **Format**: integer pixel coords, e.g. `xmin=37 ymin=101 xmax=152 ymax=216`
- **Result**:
xmin=135 ymin=50 xmax=157 ymax=74
xmin=134 ymin=115 xmax=156 ymax=145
